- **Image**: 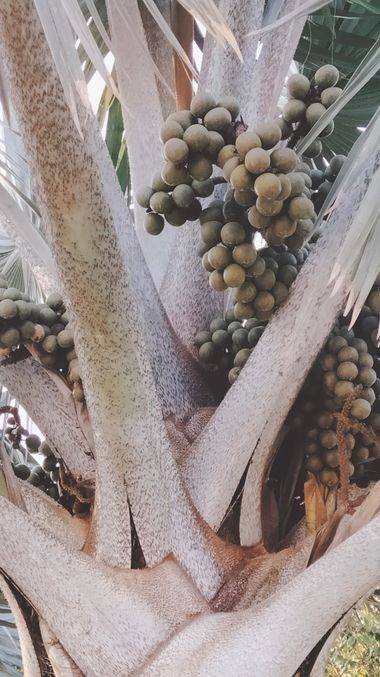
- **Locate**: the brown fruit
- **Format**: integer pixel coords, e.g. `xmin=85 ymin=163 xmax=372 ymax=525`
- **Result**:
xmin=201 ymin=221 xmax=223 ymax=246
xmin=317 ymin=411 xmax=334 ymax=429
xmin=254 ymin=291 xmax=275 ymax=312
xmin=246 ymin=257 xmax=266 ymax=278
xmin=230 ymin=164 xmax=254 ymax=191
xmin=327 ymin=336 xmax=348 ymax=353
xmin=232 ymin=243 xmax=257 ymax=268
xmin=334 ymin=380 xmax=355 ymax=401
xmin=255 ymin=269 xmax=276 ymax=291
xmin=287 ymin=196 xmax=314 ymax=220
xmin=322 ymin=449 xmax=339 ymax=468
xmin=209 ymin=270 xmax=227 ymax=291
xmin=253 ymin=122 xmax=281 ymax=149
xmin=254 ymin=173 xmax=281 ymax=199
xmin=223 ymin=156 xmax=241 ymax=181
xmin=159 ymin=120 xmax=183 ymax=143
xmin=207 ymin=131 xmax=225 ymax=160
xmin=272 ymin=215 xmax=297 ymax=239
xmin=164 ymin=138 xmax=189 ymax=164
xmin=256 ymin=197 xmax=283 ymax=216
xmin=367 ymin=289 xmax=380 ymax=314
xmin=337 ymin=346 xmax=359 ymax=363
xmin=358 ymin=352 xmax=374 ymax=368
xmin=305 ymin=454 xmax=323 ymax=473
xmin=336 ymin=361 xmax=358 ymax=381
xmin=288 ymin=172 xmax=305 ymax=197
xmin=319 ymin=468 xmax=339 ymax=487
xmin=223 ymin=264 xmax=246 ymax=288
xmin=234 ymin=280 xmax=257 ymax=303
xmin=204 ymin=106 xmax=232 ymax=132
xmin=358 ymin=367 xmax=376 ymax=387
xmin=282 ymin=99 xmax=306 ymax=123
xmin=216 ymin=96 xmax=240 ymax=119
xmin=276 ymin=118 xmax=293 ymax=140
xmin=161 ymin=162 xmax=189 ymax=186
xmin=247 ymin=206 xmax=271 ymax=230
xmin=233 ymin=189 xmax=256 ymax=207
xmin=187 ymin=154 xmax=213 ymax=181
xmin=277 ymin=174 xmax=292 ymax=200
xmin=271 ymin=281 xmax=288 ymax=305
xmin=221 ymin=222 xmax=246 ymax=246
xmin=150 ymin=191 xmax=174 ymax=214
xmin=350 ymin=398 xmax=371 ymax=420
xmin=235 ymin=131 xmax=262 ymax=159
xmin=190 ymin=92 xmax=216 ymax=117
xmin=361 ymin=388 xmax=375 ymax=405
xmin=320 ymin=430 xmax=337 ymax=449
xmin=353 ymin=446 xmax=369 ymax=462
xmin=320 ymin=353 xmax=337 ymax=371
xmin=270 ymin=147 xmax=298 ymax=173
xmin=245 ymin=147 xmax=270 ymax=174
xmin=217 ymin=144 xmax=237 ymax=167
xmin=202 ymin=252 xmax=214 ymax=272
xmin=296 ymin=219 xmax=314 ymax=238
xmin=208 ymin=245 xmax=232 ymax=270
xmin=234 ymin=302 xmax=254 ymax=321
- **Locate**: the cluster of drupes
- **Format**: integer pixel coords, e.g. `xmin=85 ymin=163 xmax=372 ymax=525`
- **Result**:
xmin=309 ymin=154 xmax=347 ymax=214
xmin=0 ymin=281 xmax=84 ymax=402
xmin=281 ymin=64 xmax=342 ymax=158
xmin=5 ymin=416 xmax=60 ymax=500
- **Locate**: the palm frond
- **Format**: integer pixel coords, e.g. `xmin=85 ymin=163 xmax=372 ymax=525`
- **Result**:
xmin=176 ymin=0 xmax=242 ymax=61
xmin=246 ymin=0 xmax=330 ymax=37
xmin=0 ymin=594 xmax=23 ymax=677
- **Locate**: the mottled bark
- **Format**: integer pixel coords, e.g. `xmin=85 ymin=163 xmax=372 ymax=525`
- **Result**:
xmin=39 ymin=620 xmax=84 ymax=677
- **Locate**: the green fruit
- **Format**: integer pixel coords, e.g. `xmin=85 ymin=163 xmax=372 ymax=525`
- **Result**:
xmin=350 ymin=398 xmax=371 ymax=420
xmin=208 ymin=245 xmax=232 ymax=270
xmin=247 ymin=206 xmax=271 ymax=230
xmin=194 ymin=330 xmax=212 ymax=347
xmin=270 ymin=147 xmax=298 ymax=173
xmin=296 ymin=219 xmax=314 ymax=238
xmin=190 ymin=92 xmax=216 ymax=117
xmin=327 ymin=335 xmax=348 ymax=353
xmin=314 ymin=64 xmax=339 ymax=89
xmin=192 ymin=179 xmax=214 ymax=197
xmin=46 ymin=293 xmax=64 ymax=311
xmin=204 ymin=106 xmax=232 ymax=132
xmin=254 ymin=173 xmax=281 ymax=199
xmin=19 ymin=320 xmax=35 ymax=340
xmin=161 ymin=162 xmax=189 ymax=186
xmin=198 ymin=341 xmax=217 ymax=363
xmin=39 ymin=441 xmax=52 ymax=456
xmin=28 ymin=471 xmax=41 ymax=486
xmin=248 ymin=326 xmax=264 ymax=346
xmin=223 ymin=264 xmax=246 ymax=288
xmin=320 ymin=430 xmax=337 ymax=449
xmin=287 ymin=73 xmax=311 ymax=99
xmin=319 ymin=121 xmax=335 ymax=138
xmin=232 ymin=243 xmax=257 ymax=268
xmin=319 ymin=468 xmax=339 ymax=487
xmin=305 ymin=454 xmax=323 ymax=474
xmin=245 ymin=147 xmax=270 ymax=174
xmin=167 ymin=110 xmax=194 ymax=130
xmin=159 ymin=120 xmax=184 ymax=143
xmin=0 ymin=327 xmax=20 ymax=347
xmin=235 ymin=131 xmax=262 ymax=159
xmin=288 ymin=172 xmax=305 ymax=197
xmin=0 ymin=299 xmax=18 ymax=319
xmin=282 ymin=99 xmax=306 ymax=123
xmin=144 ymin=212 xmax=164 ymax=235
xmin=216 ymin=96 xmax=240 ymax=119
xmin=39 ymin=307 xmax=58 ymax=326
xmin=287 ymin=196 xmax=314 ymax=220
xmin=234 ymin=348 xmax=251 ymax=368
xmin=235 ymin=281 xmax=257 ymax=303
xmin=187 ymin=154 xmax=213 ymax=181
xmin=303 ymin=139 xmax=323 ymax=159
xmin=15 ymin=300 xmax=31 ymax=321
xmin=336 ymin=361 xmax=358 ymax=381
xmin=253 ymin=122 xmax=281 ymax=149
xmin=272 ymin=215 xmax=297 ymax=239
xmin=227 ymin=321 xmax=242 ymax=335
xmin=223 ymin=156 xmax=241 ymax=181
xmin=209 ymin=270 xmax=227 ymax=291
xmin=305 ymin=103 xmax=326 ymax=128
xmin=172 ymin=184 xmax=195 ymax=209
xmin=323 ymin=370 xmax=338 ymax=393
xmin=150 ymin=191 xmax=174 ymax=214
xmin=183 ymin=124 xmax=210 ymax=152
xmin=220 ymin=222 xmax=246 ymax=246
xmin=254 ymin=291 xmax=275 ymax=313
xmin=228 ymin=366 xmax=241 ymax=384
xmin=184 ymin=199 xmax=202 ymax=221
xmin=13 ymin=464 xmax=30 ymax=480
xmin=277 ymin=265 xmax=298 ymax=287
xmin=201 ymin=220 xmax=223 ymax=246
xmin=233 ymin=329 xmax=251 ymax=348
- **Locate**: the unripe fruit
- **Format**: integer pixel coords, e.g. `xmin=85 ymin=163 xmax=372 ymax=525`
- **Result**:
xmin=223 ymin=264 xmax=246 ymax=288
xmin=336 ymin=361 xmax=358 ymax=381
xmin=277 ymin=265 xmax=298 ymax=287
xmin=253 ymin=122 xmax=281 ymax=149
xmin=256 ymin=197 xmax=283 ymax=216
xmin=209 ymin=270 xmax=227 ymax=291
xmin=297 ymin=219 xmax=314 ymax=238
xmin=2 ymin=287 xmax=22 ymax=301
xmin=161 ymin=162 xmax=189 ymax=186
xmin=194 ymin=330 xmax=211 ymax=347
xmin=315 ymin=64 xmax=339 ymax=89
xmin=305 ymin=454 xmax=323 ymax=473
xmin=247 ymin=326 xmax=264 ymax=346
xmin=164 ymin=138 xmax=189 ymax=164
xmin=212 ymin=329 xmax=230 ymax=348
xmin=353 ymin=446 xmax=370 ymax=463
xmin=361 ymin=387 xmax=375 ymax=405
xmin=202 ymin=253 xmax=214 ymax=272
xmin=204 ymin=106 xmax=232 ymax=132
xmin=246 ymin=257 xmax=266 ymax=279
xmin=287 ymin=73 xmax=311 ymax=99
xmin=167 ymin=110 xmax=194 ymax=130
xmin=317 ymin=410 xmax=334 ymax=429
xmin=198 ymin=341 xmax=217 ymax=363
xmin=272 ymin=215 xmax=297 ymax=239
xmin=272 ymin=281 xmax=288 ymax=305
xmin=26 ymin=434 xmax=41 ymax=451
xmin=367 ymin=289 xmax=380 ymax=314
xmin=232 ymin=328 xmax=249 ymax=348
xmin=187 ymin=154 xmax=213 ymax=181
xmin=223 ymin=156 xmax=241 ymax=181
xmin=221 ymin=222 xmax=246 ymax=246
xmin=288 ymin=172 xmax=305 ymax=196
xmin=234 ymin=348 xmax=251 ymax=367
xmin=322 ymin=450 xmax=339 ymax=468
xmin=358 ymin=367 xmax=376 ymax=387
xmin=276 ymin=118 xmax=293 ymax=139
xmin=351 ymin=398 xmax=371 ymax=420
xmin=234 ymin=189 xmax=256 ymax=207
xmin=235 ymin=131 xmax=262 ymax=159
xmin=254 ymin=291 xmax=275 ymax=312
xmin=303 ymin=139 xmax=323 ymax=159
xmin=232 ymin=243 xmax=257 ymax=268
xmin=14 ymin=464 xmax=30 ymax=480
xmin=245 ymin=147 xmax=270 ymax=174
xmin=254 ymin=173 xmax=281 ymax=199
xmin=282 ymin=99 xmax=306 ymax=123
xmin=201 ymin=221 xmax=223 ymax=246
xmin=0 ymin=328 xmax=20 ymax=347
xmin=228 ymin=366 xmax=241 ymax=384
xmin=305 ymin=103 xmax=326 ymax=128
xmin=288 ymin=196 xmax=314 ymax=220
xmin=149 ymin=191 xmax=173 ymax=214
xmin=46 ymin=293 xmax=64 ymax=310
xmin=270 ymin=147 xmax=298 ymax=173
xmin=323 ymin=370 xmax=337 ymax=392
xmin=144 ymin=212 xmax=164 ymax=235
xmin=217 ymin=144 xmax=237 ymax=167
xmin=172 ymin=184 xmax=195 ymax=209
xmin=159 ymin=120 xmax=183 ymax=143
xmin=151 ymin=173 xmax=171 ymax=192
xmin=42 ymin=335 xmax=58 ymax=354
xmin=208 ymin=245 xmax=232 ymax=270
xmin=216 ymin=96 xmax=240 ymax=118
xmin=192 ymin=179 xmax=214 ymax=197
xmin=320 ymin=430 xmax=337 ymax=449
xmin=328 ymin=335 xmax=347 ymax=353
xmin=183 ymin=124 xmax=210 ymax=152
xmin=190 ymin=92 xmax=216 ymax=117
xmin=230 ymin=164 xmax=253 ymax=191
xmin=43 ymin=455 xmax=57 ymax=472
xmin=277 ymin=174 xmax=292 ymax=200
xmin=0 ymin=299 xmax=17 ymax=319
xmin=321 ymin=87 xmax=342 ymax=108
xmin=319 ymin=468 xmax=339 ymax=487
xmin=57 ymin=329 xmax=74 ymax=349
xmin=334 ymin=380 xmax=355 ymax=401
xmin=247 ymin=206 xmax=271 ymax=230
xmin=255 ymin=269 xmax=276 ymax=291
xmin=357 ymin=352 xmax=373 ymax=367
xmin=164 ymin=207 xmax=187 ymax=227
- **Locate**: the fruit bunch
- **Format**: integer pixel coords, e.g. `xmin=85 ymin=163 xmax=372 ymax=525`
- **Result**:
xmin=310 ymin=154 xmax=347 ymax=214
xmin=0 ymin=281 xmax=84 ymax=403
xmin=303 ymin=323 xmax=380 ymax=487
xmin=4 ymin=412 xmax=60 ymax=500
xmin=281 ymin=64 xmax=342 ymax=158
xmin=136 ymin=93 xmax=241 ymax=234
xmin=194 ymin=310 xmax=267 ymax=386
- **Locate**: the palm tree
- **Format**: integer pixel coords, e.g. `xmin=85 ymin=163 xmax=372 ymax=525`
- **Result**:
xmin=0 ymin=1 xmax=378 ymax=675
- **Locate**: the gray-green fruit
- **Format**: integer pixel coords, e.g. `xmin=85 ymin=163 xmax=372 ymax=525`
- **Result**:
xmin=230 ymin=164 xmax=254 ymax=190
xmin=161 ymin=162 xmax=189 ymax=186
xmin=208 ymin=245 xmax=231 ymax=270
xmin=198 ymin=341 xmax=217 ymax=362
xmin=246 ymin=257 xmax=266 ymax=278
xmin=39 ymin=307 xmax=58 ymax=326
xmin=277 ymin=265 xmax=298 ymax=287
xmin=303 ymin=139 xmax=323 ymax=159
xmin=305 ymin=102 xmax=326 ymax=128
xmin=228 ymin=366 xmax=241 ymax=384
xmin=270 ymin=147 xmax=298 ymax=173
xmin=235 ymin=280 xmax=257 ymax=303
xmin=255 ymin=269 xmax=276 ymax=291
xmin=0 ymin=327 xmax=20 ymax=347
xmin=26 ymin=434 xmax=41 ymax=450
xmin=254 ymin=173 xmax=281 ymax=199
xmin=336 ymin=361 xmax=358 ymax=381
xmin=46 ymin=292 xmax=64 ymax=310
xmin=319 ymin=468 xmax=339 ymax=487
xmin=159 ymin=120 xmax=184 ymax=143
xmin=276 ymin=118 xmax=293 ymax=140
xmin=144 ymin=212 xmax=164 ymax=235
xmin=171 ymin=184 xmax=195 ymax=209
xmin=234 ymin=348 xmax=251 ymax=368
xmin=164 ymin=138 xmax=189 ymax=164
xmin=221 ymin=221 xmax=246 ymax=246
xmin=282 ymin=99 xmax=306 ymax=123
xmin=167 ymin=110 xmax=194 ymax=130
xmin=287 ymin=73 xmax=311 ymax=99
xmin=183 ymin=124 xmax=210 ymax=152
xmin=351 ymin=398 xmax=371 ymax=420
xmin=288 ymin=172 xmax=305 ymax=196
xmin=14 ymin=300 xmax=30 ymax=321
xmin=0 ymin=299 xmax=18 ymax=319
xmin=254 ymin=291 xmax=275 ymax=312
xmin=136 ymin=186 xmax=155 ymax=207
xmin=187 ymin=154 xmax=213 ymax=181
xmin=151 ymin=173 xmax=171 ymax=192
xmin=217 ymin=96 xmax=240 ymax=119
xmin=165 ymin=207 xmax=187 ymax=227
xmin=328 ymin=335 xmax=348 ymax=353
xmin=194 ymin=331 xmax=212 ymax=347
xmin=42 ymin=335 xmax=58 ymax=354
xmin=14 ymin=464 xmax=30 ymax=480
xmin=315 ymin=64 xmax=339 ymax=89
xmin=201 ymin=220 xmax=223 ymax=246
xmin=211 ymin=329 xmax=230 ymax=348
xmin=254 ymin=122 xmax=281 ymax=149
xmin=190 ymin=92 xmax=216 ymax=118
xmin=272 ymin=281 xmax=288 ymax=305
xmin=358 ymin=367 xmax=376 ymax=387
xmin=204 ymin=106 xmax=232 ymax=132
xmin=2 ymin=287 xmax=22 ymax=301
xmin=149 ymin=191 xmax=173 ymax=214
xmin=192 ymin=179 xmax=214 ymax=197
xmin=57 ymin=329 xmax=74 ymax=349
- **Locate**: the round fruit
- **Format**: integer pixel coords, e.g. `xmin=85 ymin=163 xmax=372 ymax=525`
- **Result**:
xmin=217 ymin=144 xmax=237 ymax=167
xmin=321 ymin=87 xmax=342 ymax=109
xmin=167 ymin=110 xmax=194 ymax=130
xmin=211 ymin=329 xmax=230 ymax=348
xmin=303 ymin=139 xmax=323 ymax=159
xmin=57 ymin=329 xmax=74 ymax=349
xmin=282 ymin=99 xmax=306 ymax=123
xmin=256 ymin=197 xmax=283 ymax=216
xmin=228 ymin=321 xmax=243 ymax=335
xmin=223 ymin=264 xmax=246 ymax=288
xmin=246 ymin=257 xmax=266 ymax=279
xmin=234 ymin=348 xmax=251 ymax=368
xmin=221 ymin=221 xmax=246 ymax=246
xmin=323 ymin=371 xmax=338 ymax=393
xmin=254 ymin=291 xmax=275 ymax=312
xmin=183 ymin=124 xmax=210 ymax=152
xmin=20 ymin=320 xmax=35 ymax=340
xmin=361 ymin=388 xmax=375 ymax=405
xmin=209 ymin=270 xmax=227 ymax=291
xmin=201 ymin=221 xmax=223 ymax=246
xmin=305 ymin=454 xmax=323 ymax=473
xmin=287 ymin=73 xmax=311 ymax=99
xmin=26 ymin=434 xmax=41 ymax=451
xmin=319 ymin=468 xmax=339 ymax=487
xmin=320 ymin=430 xmax=337 ymax=449
xmin=162 ymin=162 xmax=189 ymax=186
xmin=228 ymin=366 xmax=241 ymax=384
xmin=164 ymin=207 xmax=187 ymax=227
xmin=255 ymin=269 xmax=276 ymax=291
xmin=190 ymin=92 xmax=216 ymax=118
xmin=367 ymin=289 xmax=380 ymax=314
xmin=277 ymin=265 xmax=298 ymax=287
xmin=232 ymin=243 xmax=257 ymax=268
xmin=328 ymin=335 xmax=347 ymax=353
xmin=194 ymin=330 xmax=212 ymax=347
xmin=254 ymin=173 xmax=281 ymax=199
xmin=349 ymin=336 xmax=369 ymax=353
xmin=151 ymin=173 xmax=171 ymax=192
xmin=223 ymin=156 xmax=241 ymax=181
xmin=0 ymin=327 xmax=20 ymax=347
xmin=230 ymin=164 xmax=253 ymax=190
xmin=171 ymin=184 xmax=194 ymax=209
xmin=245 ymin=147 xmax=270 ymax=174
xmin=317 ymin=411 xmax=334 ymax=429
xmin=187 ymin=154 xmax=213 ymax=181
xmin=351 ymin=398 xmax=371 ymax=420
xmin=232 ymin=328 xmax=249 ymax=349
xmin=164 ymin=138 xmax=189 ymax=164
xmin=247 ymin=206 xmax=271 ymax=230
xmin=334 ymin=380 xmax=355 ymax=401
xmin=0 ymin=299 xmax=17 ymax=319
xmin=270 ymin=147 xmax=298 ymax=173
xmin=322 ymin=449 xmax=339 ymax=468
xmin=46 ymin=293 xmax=64 ymax=310
xmin=144 ymin=212 xmax=165 ymax=235
xmin=315 ymin=64 xmax=339 ymax=89
xmin=296 ymin=219 xmax=314 ymax=238
xmin=14 ymin=464 xmax=30 ymax=480
xmin=330 ymin=155 xmax=346 ymax=176
xmin=216 ymin=96 xmax=240 ymax=119
xmin=234 ymin=189 xmax=256 ymax=207
xmin=150 ymin=191 xmax=174 ymax=214
xmin=204 ymin=107 xmax=232 ymax=132
xmin=358 ymin=353 xmax=374 ymax=369
xmin=208 ymin=245 xmax=232 ymax=270
xmin=42 ymin=455 xmax=57 ymax=472
xmin=235 ymin=131 xmax=262 ymax=159
xmin=254 ymin=122 xmax=281 ymax=149
xmin=336 ymin=361 xmax=358 ymax=381
xmin=288 ymin=196 xmax=314 ymax=220
xmin=305 ymin=103 xmax=326 ymax=127
xmin=288 ymin=172 xmax=305 ymax=196
xmin=358 ymin=367 xmax=376 ymax=387
xmin=353 ymin=446 xmax=370 ymax=462
xmin=276 ymin=118 xmax=293 ymax=140
xmin=42 ymin=335 xmax=58 ymax=354
xmin=160 ymin=120 xmax=183 ymax=143
xmin=277 ymin=174 xmax=292 ymax=200
xmin=2 ymin=288 xmax=22 ymax=301
xmin=272 ymin=215 xmax=297 ymax=239
xmin=271 ymin=281 xmax=288 ymax=305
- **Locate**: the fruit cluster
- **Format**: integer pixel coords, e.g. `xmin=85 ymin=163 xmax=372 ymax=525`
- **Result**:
xmin=281 ymin=64 xmax=342 ymax=158
xmin=137 ymin=93 xmax=241 ymax=234
xmin=0 ymin=281 xmax=84 ymax=403
xmin=303 ymin=324 xmax=380 ymax=487
xmin=310 ymin=154 xmax=347 ymax=214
